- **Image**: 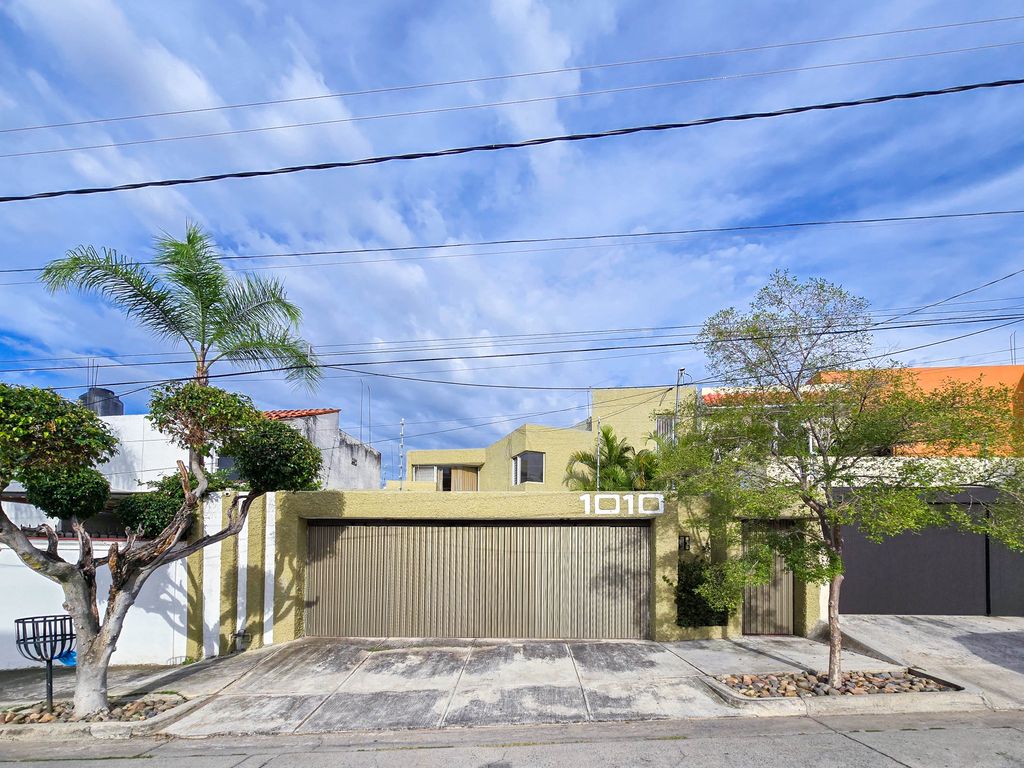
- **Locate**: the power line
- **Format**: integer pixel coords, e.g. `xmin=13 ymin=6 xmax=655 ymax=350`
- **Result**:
xmin=8 ymin=41 xmax=1022 ymax=160
xmin=373 ymin=320 xmax=1024 ymax=444
xmin=7 ymin=295 xmax=1022 ymax=368
xmin=4 ymin=77 xmax=1021 ymax=204
xmin=3 ymin=207 xmax=1023 ymax=278
xmin=3 ymin=308 xmax=1021 ymax=376
xmin=6 ymin=14 xmax=1021 ymax=136
xmin=33 ymin=311 xmax=1024 ymax=393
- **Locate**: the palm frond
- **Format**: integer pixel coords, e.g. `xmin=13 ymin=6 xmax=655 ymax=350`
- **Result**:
xmin=41 ymin=246 xmax=194 ymax=351
xmin=210 ymin=273 xmax=302 ymax=341
xmin=212 ymin=327 xmax=321 ymax=389
xmin=153 ymin=223 xmax=227 ymax=346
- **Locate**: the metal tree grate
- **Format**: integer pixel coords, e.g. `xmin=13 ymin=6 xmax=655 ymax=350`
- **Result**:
xmin=15 ymin=615 xmax=76 ymax=712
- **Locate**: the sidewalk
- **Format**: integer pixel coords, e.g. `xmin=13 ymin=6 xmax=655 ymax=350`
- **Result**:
xmin=840 ymin=615 xmax=1024 ymax=710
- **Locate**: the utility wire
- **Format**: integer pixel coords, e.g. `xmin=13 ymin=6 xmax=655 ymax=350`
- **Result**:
xmin=3 ymin=77 xmax=1021 ymax=204
xmin=365 ymin=320 xmax=1024 ymax=443
xmin=5 ymin=295 xmax=1022 ymax=366
xmin=34 ymin=311 xmax=1024 ymax=393
xmin=2 ymin=309 xmax=1020 ymax=375
xmin=3 ymin=207 xmax=1023 ymax=277
xmin=5 ymin=14 xmax=1021 ymax=135
xmin=7 ymin=41 xmax=1021 ymax=160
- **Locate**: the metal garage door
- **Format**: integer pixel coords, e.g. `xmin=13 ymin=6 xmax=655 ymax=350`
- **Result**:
xmin=305 ymin=520 xmax=651 ymax=639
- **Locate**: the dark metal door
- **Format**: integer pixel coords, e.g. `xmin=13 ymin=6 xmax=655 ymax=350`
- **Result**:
xmin=742 ymin=520 xmax=795 ymax=635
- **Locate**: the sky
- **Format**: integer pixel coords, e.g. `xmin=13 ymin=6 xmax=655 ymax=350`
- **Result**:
xmin=1 ymin=0 xmax=1024 ymax=482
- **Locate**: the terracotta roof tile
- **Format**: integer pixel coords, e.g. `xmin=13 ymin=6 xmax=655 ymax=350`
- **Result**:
xmin=263 ymin=408 xmax=339 ymax=420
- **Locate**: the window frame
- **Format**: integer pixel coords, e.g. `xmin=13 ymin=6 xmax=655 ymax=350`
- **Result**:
xmin=412 ymin=464 xmax=438 ymax=484
xmin=511 ymin=450 xmax=545 ymax=485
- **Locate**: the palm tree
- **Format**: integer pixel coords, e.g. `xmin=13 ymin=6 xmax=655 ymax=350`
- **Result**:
xmin=41 ymin=223 xmax=320 ymax=387
xmin=565 ymin=425 xmax=661 ymax=491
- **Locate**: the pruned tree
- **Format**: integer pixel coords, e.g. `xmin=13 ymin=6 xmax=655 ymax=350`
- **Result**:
xmin=657 ymin=271 xmax=1014 ymax=688
xmin=0 ymin=381 xmax=322 ymax=715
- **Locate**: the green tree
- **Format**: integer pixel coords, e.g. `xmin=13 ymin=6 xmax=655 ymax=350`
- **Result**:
xmin=0 ymin=382 xmax=321 ymax=715
xmin=41 ymin=222 xmax=320 ymax=387
xmin=657 ymin=271 xmax=1014 ymax=688
xmin=565 ymin=425 xmax=661 ymax=491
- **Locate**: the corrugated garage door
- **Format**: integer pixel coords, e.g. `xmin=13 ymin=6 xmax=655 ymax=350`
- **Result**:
xmin=742 ymin=520 xmax=795 ymax=635
xmin=306 ymin=520 xmax=651 ymax=639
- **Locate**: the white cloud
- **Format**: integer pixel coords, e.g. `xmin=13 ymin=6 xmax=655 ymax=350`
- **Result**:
xmin=2 ymin=0 xmax=1023 ymax=475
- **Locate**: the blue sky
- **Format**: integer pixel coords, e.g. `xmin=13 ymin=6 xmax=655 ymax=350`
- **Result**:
xmin=2 ymin=0 xmax=1024 ymax=480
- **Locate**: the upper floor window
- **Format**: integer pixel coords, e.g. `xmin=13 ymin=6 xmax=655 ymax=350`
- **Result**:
xmin=655 ymin=415 xmax=675 ymax=440
xmin=512 ymin=451 xmax=544 ymax=485
xmin=412 ymin=465 xmax=436 ymax=483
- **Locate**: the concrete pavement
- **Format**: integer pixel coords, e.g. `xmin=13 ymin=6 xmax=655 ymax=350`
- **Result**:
xmin=3 ymin=626 xmax=1016 ymax=737
xmin=155 ymin=636 xmax=899 ymax=736
xmin=841 ymin=615 xmax=1024 ymax=710
xmin=1 ymin=710 xmax=1022 ymax=767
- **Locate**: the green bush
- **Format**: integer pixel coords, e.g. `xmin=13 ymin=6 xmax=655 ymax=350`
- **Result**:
xmin=23 ymin=466 xmax=110 ymax=521
xmin=0 ymin=383 xmax=117 ymax=481
xmin=222 ymin=418 xmax=321 ymax=494
xmin=116 ymin=470 xmax=234 ymax=539
xmin=675 ymin=557 xmax=730 ymax=628
xmin=148 ymin=382 xmax=258 ymax=457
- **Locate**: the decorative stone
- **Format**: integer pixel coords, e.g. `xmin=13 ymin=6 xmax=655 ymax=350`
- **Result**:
xmin=715 ymin=669 xmax=952 ymax=699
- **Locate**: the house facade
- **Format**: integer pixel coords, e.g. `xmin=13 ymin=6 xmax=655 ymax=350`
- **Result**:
xmin=401 ymin=386 xmax=685 ymax=492
xmin=701 ymin=364 xmax=1024 ymax=619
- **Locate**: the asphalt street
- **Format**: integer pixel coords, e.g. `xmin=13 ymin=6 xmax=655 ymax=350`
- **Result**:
xmin=1 ymin=710 xmax=1023 ymax=767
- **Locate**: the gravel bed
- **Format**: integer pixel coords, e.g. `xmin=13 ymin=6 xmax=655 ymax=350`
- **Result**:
xmin=716 ymin=670 xmax=953 ymax=698
xmin=1 ymin=695 xmax=183 ymax=724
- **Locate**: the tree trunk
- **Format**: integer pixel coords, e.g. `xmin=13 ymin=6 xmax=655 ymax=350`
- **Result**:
xmin=73 ymin=644 xmax=113 ymax=715
xmin=827 ymin=571 xmax=844 ymax=689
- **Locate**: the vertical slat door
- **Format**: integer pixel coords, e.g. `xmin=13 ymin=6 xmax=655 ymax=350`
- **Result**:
xmin=741 ymin=520 xmax=795 ymax=635
xmin=306 ymin=521 xmax=651 ymax=639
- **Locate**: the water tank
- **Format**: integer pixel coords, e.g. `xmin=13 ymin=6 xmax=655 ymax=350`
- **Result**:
xmin=78 ymin=387 xmax=124 ymax=416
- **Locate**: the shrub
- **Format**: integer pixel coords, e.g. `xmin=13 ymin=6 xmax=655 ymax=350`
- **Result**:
xmin=0 ymin=383 xmax=117 ymax=481
xmin=222 ymin=418 xmax=321 ymax=494
xmin=116 ymin=470 xmax=234 ymax=539
xmin=148 ymin=382 xmax=258 ymax=457
xmin=675 ymin=557 xmax=730 ymax=628
xmin=23 ymin=466 xmax=110 ymax=521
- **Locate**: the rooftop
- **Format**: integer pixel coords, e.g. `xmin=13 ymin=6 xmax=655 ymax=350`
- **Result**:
xmin=263 ymin=408 xmax=340 ymax=421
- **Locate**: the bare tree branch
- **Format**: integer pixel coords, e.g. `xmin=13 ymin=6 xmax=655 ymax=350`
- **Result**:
xmin=0 ymin=498 xmax=74 ymax=581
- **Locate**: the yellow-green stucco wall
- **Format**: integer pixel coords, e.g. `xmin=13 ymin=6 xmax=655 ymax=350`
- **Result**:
xmin=269 ymin=489 xmax=747 ymax=643
xmin=192 ymin=488 xmax=823 ymax=654
xmin=406 ymin=386 xmax=691 ymax=492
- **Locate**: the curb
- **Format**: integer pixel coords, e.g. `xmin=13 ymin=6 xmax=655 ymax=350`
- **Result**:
xmin=700 ymin=669 xmax=989 ymax=717
xmin=0 ymin=695 xmax=211 ymax=741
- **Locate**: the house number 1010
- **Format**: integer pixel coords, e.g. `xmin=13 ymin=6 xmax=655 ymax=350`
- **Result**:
xmin=580 ymin=494 xmax=664 ymax=516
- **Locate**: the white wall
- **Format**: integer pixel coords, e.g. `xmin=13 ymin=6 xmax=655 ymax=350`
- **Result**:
xmin=0 ymin=539 xmax=189 ymax=670
xmin=100 ymin=414 xmax=191 ymax=491
xmin=282 ymin=414 xmax=381 ymax=489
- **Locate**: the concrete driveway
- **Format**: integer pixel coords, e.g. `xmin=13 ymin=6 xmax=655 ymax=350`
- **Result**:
xmin=0 ymin=635 xmax=913 ymax=736
xmin=841 ymin=615 xmax=1024 ymax=710
xmin=140 ymin=636 xmax=893 ymax=736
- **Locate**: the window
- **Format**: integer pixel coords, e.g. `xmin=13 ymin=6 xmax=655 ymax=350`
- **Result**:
xmin=439 ymin=466 xmax=452 ymax=491
xmin=412 ymin=465 xmax=436 ymax=483
xmin=512 ymin=451 xmax=544 ymax=485
xmin=655 ymin=415 xmax=675 ymax=440
xmin=217 ymin=454 xmax=240 ymax=482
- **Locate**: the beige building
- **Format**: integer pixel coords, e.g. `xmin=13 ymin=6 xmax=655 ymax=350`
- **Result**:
xmin=401 ymin=386 xmax=688 ymax=492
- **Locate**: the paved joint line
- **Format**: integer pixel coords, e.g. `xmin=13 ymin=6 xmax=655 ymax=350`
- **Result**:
xmin=291 ymin=649 xmax=374 ymax=734
xmin=438 ymin=641 xmax=475 ymax=728
xmin=218 ymin=643 xmax=290 ymax=694
xmin=809 ymin=714 xmax=915 ymax=768
xmin=655 ymin=641 xmax=704 ymax=676
xmin=565 ymin=642 xmax=593 ymax=722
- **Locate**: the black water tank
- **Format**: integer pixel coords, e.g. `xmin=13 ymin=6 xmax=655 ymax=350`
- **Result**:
xmin=78 ymin=387 xmax=124 ymax=416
